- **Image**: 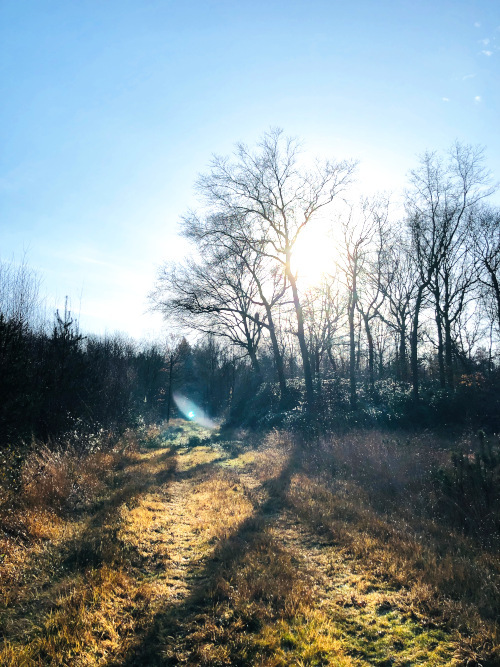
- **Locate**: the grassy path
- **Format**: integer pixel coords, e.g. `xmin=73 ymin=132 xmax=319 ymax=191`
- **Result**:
xmin=0 ymin=423 xmax=489 ymax=665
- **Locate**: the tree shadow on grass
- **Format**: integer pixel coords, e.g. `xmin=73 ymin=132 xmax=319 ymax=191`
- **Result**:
xmin=116 ymin=440 xmax=305 ymax=666
xmin=0 ymin=448 xmax=180 ymax=641
xmin=64 ymin=446 xmax=179 ymax=569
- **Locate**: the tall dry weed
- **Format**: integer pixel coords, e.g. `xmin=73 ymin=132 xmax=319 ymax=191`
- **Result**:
xmin=21 ymin=445 xmax=75 ymax=511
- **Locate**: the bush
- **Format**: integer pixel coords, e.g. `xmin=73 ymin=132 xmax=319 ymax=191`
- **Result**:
xmin=18 ymin=425 xmax=122 ymax=513
xmin=22 ymin=445 xmax=81 ymax=511
xmin=433 ymin=430 xmax=500 ymax=544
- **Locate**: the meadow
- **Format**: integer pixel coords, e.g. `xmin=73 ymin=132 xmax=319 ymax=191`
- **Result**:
xmin=1 ymin=420 xmax=498 ymax=666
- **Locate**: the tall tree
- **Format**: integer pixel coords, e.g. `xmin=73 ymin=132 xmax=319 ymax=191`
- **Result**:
xmin=162 ymin=336 xmax=191 ymax=422
xmin=303 ymin=275 xmax=344 ymax=383
xmin=151 ymin=242 xmax=264 ymax=379
xmin=406 ymin=143 xmax=493 ymax=401
xmin=196 ymin=128 xmax=357 ymax=409
xmin=472 ymin=205 xmax=500 ymax=338
xmin=377 ymin=233 xmax=417 ymax=381
xmin=338 ymin=199 xmax=383 ymax=408
xmin=355 ymin=198 xmax=389 ymax=393
xmin=182 ymin=212 xmax=290 ymax=401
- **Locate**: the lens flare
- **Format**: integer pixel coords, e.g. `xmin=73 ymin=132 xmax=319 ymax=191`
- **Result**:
xmin=173 ymin=393 xmax=216 ymax=429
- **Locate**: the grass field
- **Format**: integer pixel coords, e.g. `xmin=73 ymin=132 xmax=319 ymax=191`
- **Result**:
xmin=0 ymin=421 xmax=498 ymax=665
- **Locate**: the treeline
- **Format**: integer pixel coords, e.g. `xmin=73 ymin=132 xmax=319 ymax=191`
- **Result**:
xmin=151 ymin=129 xmax=500 ymax=429
xmin=0 ymin=260 xmax=242 ymax=464
xmin=3 ymin=130 xmax=499 ymax=446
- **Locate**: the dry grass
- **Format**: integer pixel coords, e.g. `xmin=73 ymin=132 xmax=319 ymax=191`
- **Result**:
xmin=1 ymin=565 xmax=138 ymax=666
xmin=164 ymin=529 xmax=354 ymax=667
xmin=189 ymin=473 xmax=255 ymax=542
xmin=20 ymin=445 xmax=123 ymax=512
xmin=1 ymin=421 xmax=498 ymax=665
xmin=287 ymin=429 xmax=500 ymax=665
xmin=0 ymin=421 xmax=182 ymax=666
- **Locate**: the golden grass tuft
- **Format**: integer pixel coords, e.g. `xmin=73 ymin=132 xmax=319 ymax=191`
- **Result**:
xmin=1 ymin=422 xmax=498 ymax=666
xmin=0 ymin=426 xmax=180 ymax=666
xmin=166 ymin=526 xmax=353 ymax=666
xmin=286 ymin=430 xmax=500 ymax=665
xmin=21 ymin=445 xmax=75 ymax=511
xmin=189 ymin=472 xmax=255 ymax=542
xmin=8 ymin=565 xmax=136 ymax=666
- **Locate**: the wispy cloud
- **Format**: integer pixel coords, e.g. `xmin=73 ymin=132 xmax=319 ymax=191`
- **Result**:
xmin=474 ymin=22 xmax=481 ymax=28
xmin=481 ymin=38 xmax=490 ymax=45
xmin=481 ymin=50 xmax=493 ymax=56
xmin=442 ymin=97 xmax=450 ymax=102
xmin=474 ymin=96 xmax=482 ymax=103
xmin=462 ymin=73 xmax=476 ymax=80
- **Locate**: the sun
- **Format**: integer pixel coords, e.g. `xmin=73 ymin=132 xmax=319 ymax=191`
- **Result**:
xmin=291 ymin=221 xmax=336 ymax=290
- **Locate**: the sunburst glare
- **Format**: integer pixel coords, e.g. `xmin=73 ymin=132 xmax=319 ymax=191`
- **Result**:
xmin=291 ymin=222 xmax=335 ymax=290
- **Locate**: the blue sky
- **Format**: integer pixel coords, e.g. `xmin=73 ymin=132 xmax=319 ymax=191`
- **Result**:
xmin=1 ymin=0 xmax=499 ymax=338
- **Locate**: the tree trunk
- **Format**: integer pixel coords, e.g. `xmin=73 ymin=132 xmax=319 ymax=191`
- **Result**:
xmin=399 ymin=320 xmax=407 ymax=381
xmin=348 ymin=286 xmax=357 ymax=410
xmin=326 ymin=344 xmax=337 ymax=371
xmin=314 ymin=346 xmax=320 ymax=378
xmin=363 ymin=313 xmax=375 ymax=394
xmin=444 ymin=318 xmax=454 ymax=389
xmin=287 ymin=267 xmax=315 ymax=409
xmin=248 ymin=345 xmax=262 ymax=380
xmin=166 ymin=354 xmax=174 ymax=423
xmin=356 ymin=318 xmax=362 ymax=371
xmin=490 ymin=269 xmax=500 ymax=333
xmin=263 ymin=302 xmax=288 ymax=404
xmin=411 ymin=286 xmax=424 ymax=402
xmin=435 ymin=306 xmax=446 ymax=389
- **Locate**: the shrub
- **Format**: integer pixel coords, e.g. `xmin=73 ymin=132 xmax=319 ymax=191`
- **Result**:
xmin=21 ymin=445 xmax=75 ymax=511
xmin=433 ymin=431 xmax=500 ymax=544
xmin=20 ymin=437 xmax=120 ymax=513
xmin=187 ymin=434 xmax=212 ymax=447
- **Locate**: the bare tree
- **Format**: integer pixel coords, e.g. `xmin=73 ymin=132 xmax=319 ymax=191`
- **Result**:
xmin=196 ymin=128 xmax=357 ymax=408
xmin=337 ymin=199 xmax=384 ymax=408
xmin=0 ymin=255 xmax=42 ymax=326
xmin=303 ymin=274 xmax=344 ymax=383
xmin=162 ymin=335 xmax=191 ymax=423
xmin=472 ymin=205 xmax=500 ymax=338
xmin=432 ymin=235 xmax=477 ymax=388
xmin=405 ymin=143 xmax=494 ymax=400
xmin=355 ymin=198 xmax=390 ymax=393
xmin=377 ymin=232 xmax=418 ymax=381
xmin=183 ymin=211 xmax=290 ymax=401
xmin=151 ymin=246 xmax=265 ymax=379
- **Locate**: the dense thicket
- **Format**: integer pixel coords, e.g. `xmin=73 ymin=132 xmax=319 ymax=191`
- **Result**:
xmin=0 ymin=261 xmax=246 ymax=471
xmin=3 ymin=132 xmax=500 ymax=452
xmin=152 ymin=131 xmax=500 ymax=430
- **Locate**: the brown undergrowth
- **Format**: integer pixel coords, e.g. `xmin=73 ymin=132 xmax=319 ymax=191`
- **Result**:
xmin=288 ymin=430 xmax=500 ymax=665
xmin=0 ymin=422 xmax=498 ymax=665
